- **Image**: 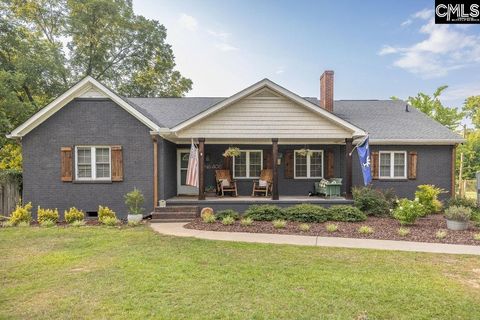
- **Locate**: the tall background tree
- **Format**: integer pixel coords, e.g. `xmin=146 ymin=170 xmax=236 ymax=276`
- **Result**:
xmin=0 ymin=0 xmax=192 ymax=170
xmin=394 ymin=87 xmax=479 ymax=183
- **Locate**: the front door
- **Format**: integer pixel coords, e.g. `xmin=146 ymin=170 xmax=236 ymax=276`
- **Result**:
xmin=177 ymin=149 xmax=199 ymax=195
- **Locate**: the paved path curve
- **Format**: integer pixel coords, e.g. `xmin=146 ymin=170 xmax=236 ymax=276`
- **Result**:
xmin=150 ymin=223 xmax=480 ymax=256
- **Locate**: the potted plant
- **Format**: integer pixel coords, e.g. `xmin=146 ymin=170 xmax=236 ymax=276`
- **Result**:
xmin=297 ymin=148 xmax=313 ymax=157
xmin=223 ymin=147 xmax=240 ymax=157
xmin=124 ymin=188 xmax=145 ymax=223
xmin=444 ymin=205 xmax=472 ymax=231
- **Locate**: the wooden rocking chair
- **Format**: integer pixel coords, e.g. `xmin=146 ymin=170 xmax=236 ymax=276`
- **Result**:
xmin=215 ymin=169 xmax=238 ymax=197
xmin=252 ymin=169 xmax=273 ymax=197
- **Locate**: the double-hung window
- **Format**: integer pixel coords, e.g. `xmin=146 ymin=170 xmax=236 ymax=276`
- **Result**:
xmin=233 ymin=150 xmax=263 ymax=178
xmin=294 ymin=150 xmax=323 ymax=179
xmin=75 ymin=146 xmax=111 ymax=180
xmin=379 ymin=151 xmax=407 ymax=179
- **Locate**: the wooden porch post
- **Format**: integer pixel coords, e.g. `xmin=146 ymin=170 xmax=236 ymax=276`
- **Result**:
xmin=152 ymin=135 xmax=159 ymax=207
xmin=198 ymin=138 xmax=205 ymax=200
xmin=345 ymin=138 xmax=353 ymax=199
xmin=272 ymin=138 xmax=279 ymax=200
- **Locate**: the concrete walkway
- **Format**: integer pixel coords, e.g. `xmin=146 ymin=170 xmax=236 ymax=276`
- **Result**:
xmin=150 ymin=223 xmax=480 ymax=255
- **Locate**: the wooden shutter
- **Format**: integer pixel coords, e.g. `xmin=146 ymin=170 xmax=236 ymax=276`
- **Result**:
xmin=325 ymin=149 xmax=334 ymax=179
xmin=264 ymin=150 xmax=273 ymax=169
xmin=61 ymin=147 xmax=73 ymax=182
xmin=284 ymin=150 xmax=294 ymax=179
xmin=223 ymin=156 xmax=232 ymax=171
xmin=111 ymin=146 xmax=123 ymax=181
xmin=371 ymin=151 xmax=379 ymax=180
xmin=408 ymin=151 xmax=417 ymax=179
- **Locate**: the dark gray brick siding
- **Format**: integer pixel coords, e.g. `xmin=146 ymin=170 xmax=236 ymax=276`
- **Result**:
xmin=353 ymin=145 xmax=453 ymax=199
xmin=22 ymin=98 xmax=154 ymax=219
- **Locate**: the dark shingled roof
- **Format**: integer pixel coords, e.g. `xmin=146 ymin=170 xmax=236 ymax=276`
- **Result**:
xmin=126 ymin=97 xmax=463 ymax=141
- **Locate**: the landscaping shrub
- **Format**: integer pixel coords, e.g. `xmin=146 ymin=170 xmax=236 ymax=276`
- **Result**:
xmin=352 ymin=186 xmax=390 ymax=216
xmin=216 ymin=209 xmax=240 ymax=220
xmin=244 ymin=205 xmax=284 ymax=221
xmin=64 ymin=207 xmax=85 ymax=224
xmin=446 ymin=197 xmax=480 ymax=215
xmin=392 ymin=198 xmax=425 ymax=225
xmin=397 ymin=227 xmax=410 ymax=237
xmin=282 ymin=204 xmax=330 ymax=223
xmin=436 ymin=230 xmax=447 ymax=239
xmin=40 ymin=219 xmax=56 ymax=227
xmin=240 ymin=217 xmax=253 ymax=226
xmin=474 ymin=233 xmax=480 ymax=241
xmin=101 ymin=216 xmax=119 ymax=226
xmin=326 ymin=223 xmax=338 ymax=232
xmin=272 ymin=219 xmax=287 ymax=229
xmin=17 ymin=221 xmax=30 ymax=227
xmin=2 ymin=221 xmax=14 ymax=228
xmin=98 ymin=206 xmax=116 ymax=222
xmin=124 ymin=188 xmax=145 ymax=216
xmin=298 ymin=223 xmax=310 ymax=232
xmin=202 ymin=212 xmax=216 ymax=223
xmin=70 ymin=220 xmax=86 ymax=227
xmin=358 ymin=226 xmax=374 ymax=234
xmin=37 ymin=207 xmax=59 ymax=224
xmin=9 ymin=202 xmax=32 ymax=226
xmin=221 ymin=216 xmax=235 ymax=225
xmin=329 ymin=205 xmax=366 ymax=222
xmin=444 ymin=205 xmax=472 ymax=222
xmin=415 ymin=184 xmax=445 ymax=214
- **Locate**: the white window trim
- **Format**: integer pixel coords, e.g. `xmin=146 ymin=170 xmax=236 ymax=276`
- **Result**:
xmin=294 ymin=150 xmax=324 ymax=179
xmin=378 ymin=151 xmax=407 ymax=179
xmin=233 ymin=150 xmax=263 ymax=179
xmin=75 ymin=146 xmax=111 ymax=181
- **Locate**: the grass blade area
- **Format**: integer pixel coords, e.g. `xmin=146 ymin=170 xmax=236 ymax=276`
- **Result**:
xmin=1 ymin=226 xmax=480 ymax=319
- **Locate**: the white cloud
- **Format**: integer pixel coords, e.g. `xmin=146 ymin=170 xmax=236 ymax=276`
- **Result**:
xmin=275 ymin=67 xmax=285 ymax=75
xmin=379 ymin=8 xmax=480 ymax=78
xmin=178 ymin=13 xmax=198 ymax=31
xmin=378 ymin=45 xmax=398 ymax=55
xmin=442 ymin=83 xmax=480 ymax=101
xmin=215 ymin=43 xmax=238 ymax=52
xmin=401 ymin=19 xmax=412 ymax=27
xmin=207 ymin=29 xmax=231 ymax=40
xmin=413 ymin=8 xmax=434 ymax=20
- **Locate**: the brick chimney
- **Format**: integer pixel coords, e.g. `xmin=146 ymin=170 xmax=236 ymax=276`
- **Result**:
xmin=320 ymin=70 xmax=334 ymax=112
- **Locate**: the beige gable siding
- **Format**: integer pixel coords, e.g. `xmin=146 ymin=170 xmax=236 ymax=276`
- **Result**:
xmin=176 ymin=90 xmax=353 ymax=139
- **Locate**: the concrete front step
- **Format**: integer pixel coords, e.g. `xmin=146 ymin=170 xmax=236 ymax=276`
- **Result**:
xmin=150 ymin=218 xmax=194 ymax=223
xmin=154 ymin=206 xmax=199 ymax=214
xmin=151 ymin=212 xmax=197 ymax=220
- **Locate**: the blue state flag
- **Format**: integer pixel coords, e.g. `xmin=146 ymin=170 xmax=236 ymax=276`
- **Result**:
xmin=356 ymin=136 xmax=372 ymax=186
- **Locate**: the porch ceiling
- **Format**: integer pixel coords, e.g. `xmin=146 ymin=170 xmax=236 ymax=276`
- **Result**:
xmin=162 ymin=136 xmax=349 ymax=145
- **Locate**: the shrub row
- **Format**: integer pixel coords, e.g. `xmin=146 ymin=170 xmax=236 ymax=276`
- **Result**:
xmin=243 ymin=204 xmax=366 ymax=223
xmin=5 ymin=203 xmax=116 ymax=226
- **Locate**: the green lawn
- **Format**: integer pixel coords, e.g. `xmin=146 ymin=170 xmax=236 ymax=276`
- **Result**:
xmin=1 ymin=226 xmax=480 ymax=319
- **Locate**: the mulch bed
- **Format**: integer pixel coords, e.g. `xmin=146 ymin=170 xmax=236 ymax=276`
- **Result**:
xmin=185 ymin=214 xmax=480 ymax=246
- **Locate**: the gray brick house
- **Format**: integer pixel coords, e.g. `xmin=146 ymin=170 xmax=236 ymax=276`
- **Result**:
xmin=8 ymin=72 xmax=464 ymax=219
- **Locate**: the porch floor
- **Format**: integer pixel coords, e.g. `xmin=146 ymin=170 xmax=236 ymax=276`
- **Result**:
xmin=166 ymin=195 xmax=352 ymax=205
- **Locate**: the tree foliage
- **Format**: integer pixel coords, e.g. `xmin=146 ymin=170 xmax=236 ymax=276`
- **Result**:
xmin=457 ymin=129 xmax=480 ymax=179
xmin=463 ymin=95 xmax=480 ymax=129
xmin=406 ymin=86 xmax=464 ymax=130
xmin=0 ymin=0 xmax=191 ymax=170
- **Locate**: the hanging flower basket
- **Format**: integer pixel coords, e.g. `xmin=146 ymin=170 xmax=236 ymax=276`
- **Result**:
xmin=297 ymin=148 xmax=313 ymax=157
xmin=223 ymin=147 xmax=241 ymax=158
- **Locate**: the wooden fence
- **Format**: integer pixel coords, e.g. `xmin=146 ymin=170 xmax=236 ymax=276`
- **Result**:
xmin=0 ymin=177 xmax=21 ymax=218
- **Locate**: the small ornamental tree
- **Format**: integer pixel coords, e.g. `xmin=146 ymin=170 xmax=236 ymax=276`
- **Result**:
xmin=124 ymin=188 xmax=145 ymax=216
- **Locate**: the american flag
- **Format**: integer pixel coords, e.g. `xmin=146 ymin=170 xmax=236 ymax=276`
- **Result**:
xmin=185 ymin=141 xmax=199 ymax=187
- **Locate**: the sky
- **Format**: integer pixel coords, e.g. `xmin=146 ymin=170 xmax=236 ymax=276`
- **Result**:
xmin=132 ymin=0 xmax=480 ymax=111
